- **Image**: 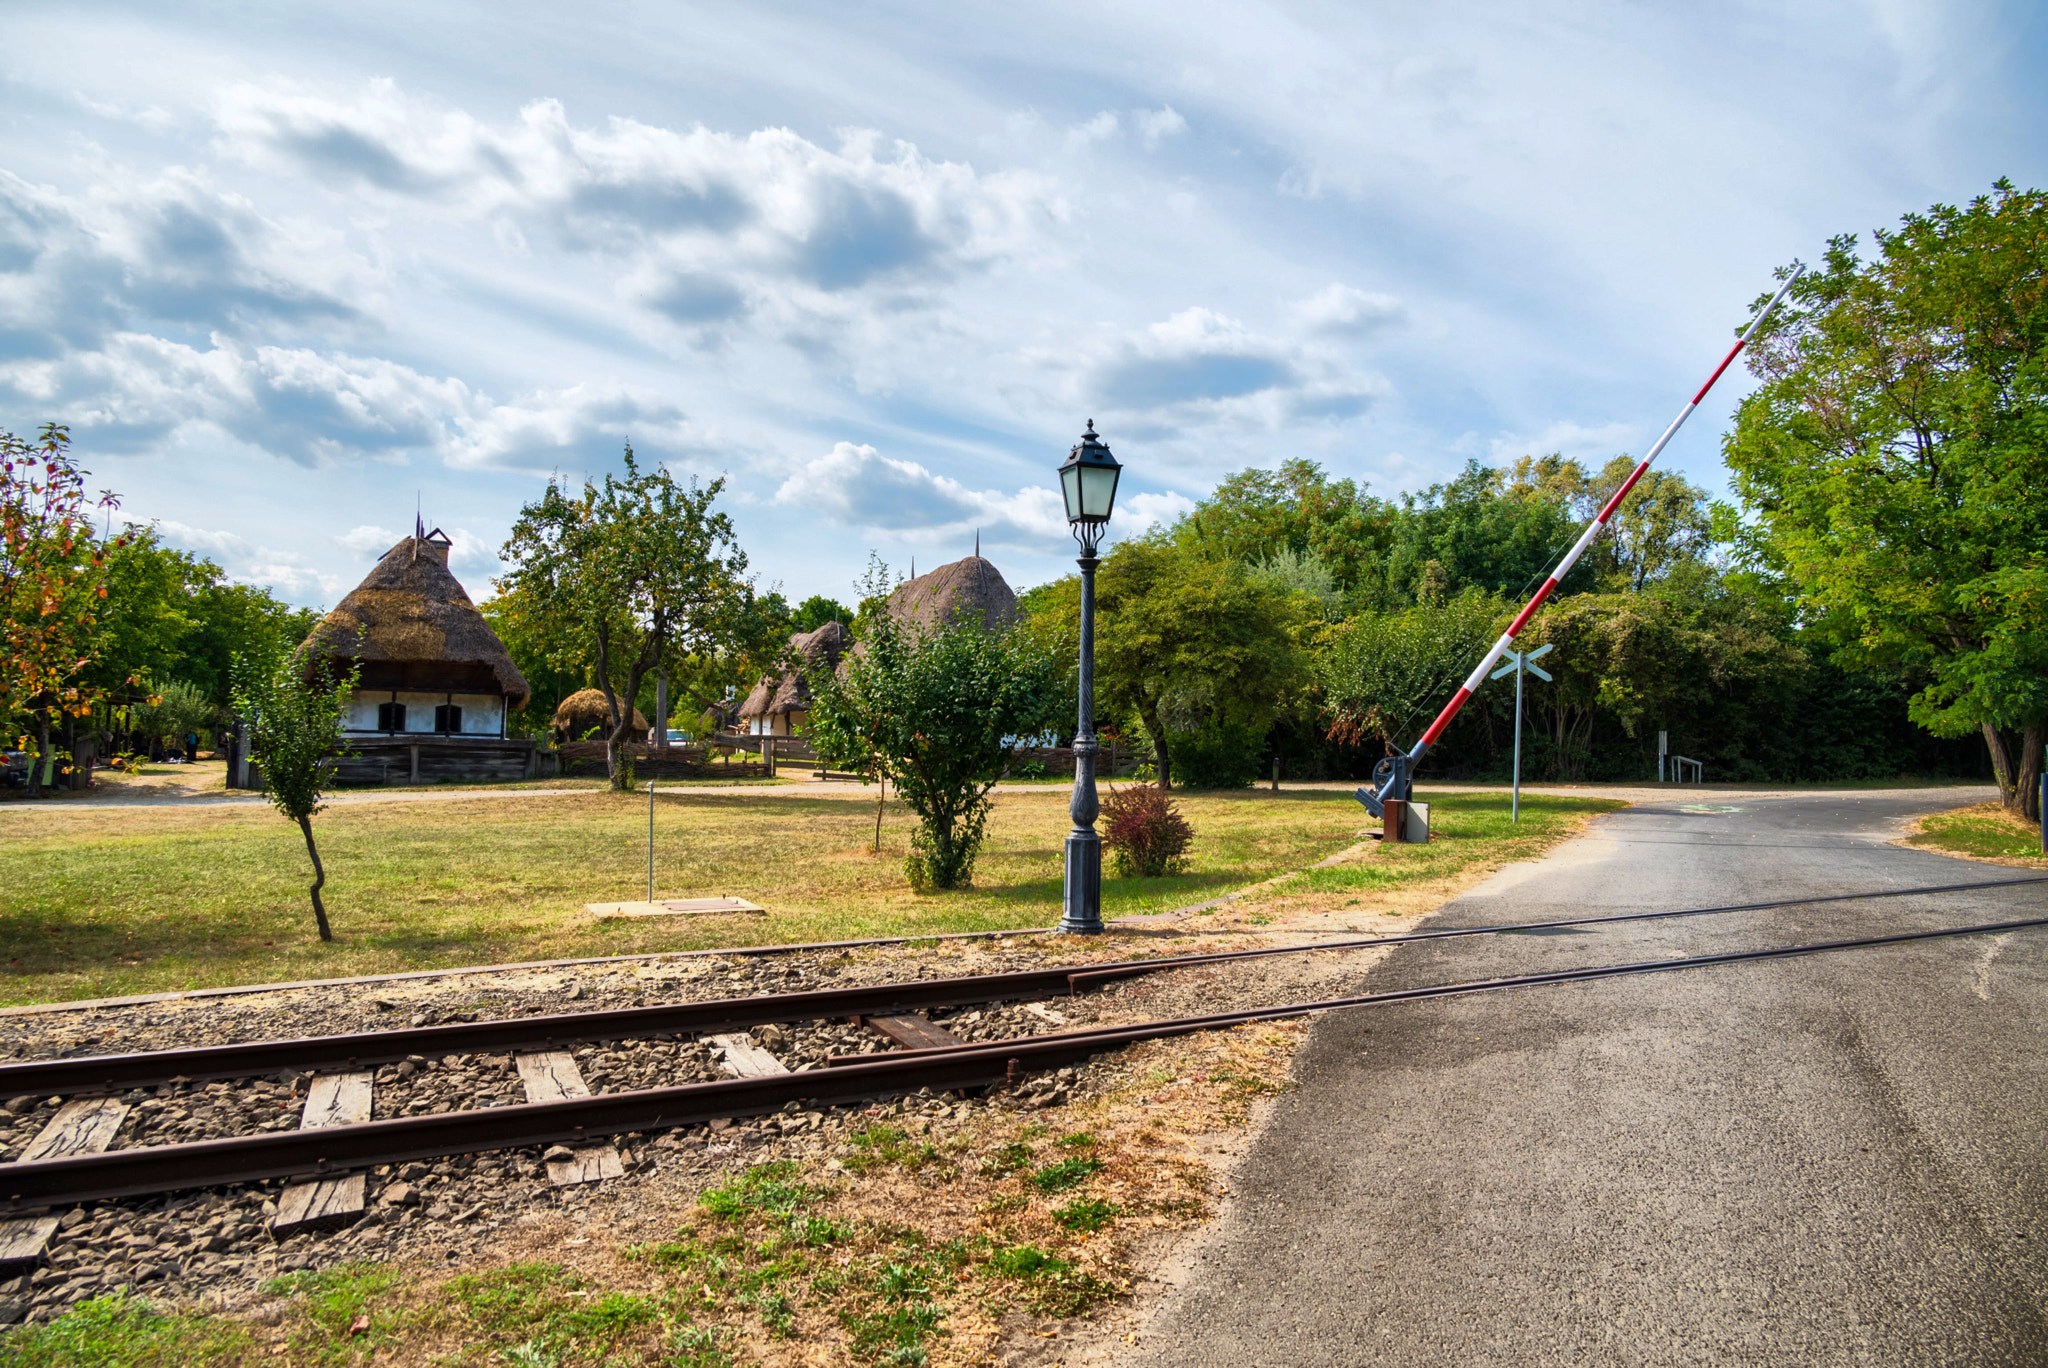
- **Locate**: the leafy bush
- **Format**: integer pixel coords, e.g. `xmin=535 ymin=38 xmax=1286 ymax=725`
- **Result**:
xmin=1167 ymin=719 xmax=1266 ymax=789
xmin=1100 ymin=785 xmax=1194 ymax=877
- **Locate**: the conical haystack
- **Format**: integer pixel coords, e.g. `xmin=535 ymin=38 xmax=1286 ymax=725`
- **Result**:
xmin=553 ymin=688 xmax=648 ymax=742
xmin=885 ymin=556 xmax=1017 ymax=634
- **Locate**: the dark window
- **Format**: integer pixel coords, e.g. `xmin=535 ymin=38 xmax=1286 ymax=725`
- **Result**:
xmin=434 ymin=704 xmax=463 ymax=734
xmin=377 ymin=702 xmax=407 ymax=732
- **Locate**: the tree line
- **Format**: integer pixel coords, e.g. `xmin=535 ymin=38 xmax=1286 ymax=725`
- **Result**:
xmin=4 ymin=179 xmax=2038 ymax=847
xmin=1020 ymin=182 xmax=2044 ymax=820
xmin=0 ymin=425 xmax=317 ymax=795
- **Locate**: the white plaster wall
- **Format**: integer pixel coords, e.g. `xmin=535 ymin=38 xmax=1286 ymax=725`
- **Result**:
xmin=345 ymin=692 xmax=384 ymax=731
xmin=393 ymin=692 xmax=444 ymax=731
xmin=454 ymin=694 xmax=504 ymax=735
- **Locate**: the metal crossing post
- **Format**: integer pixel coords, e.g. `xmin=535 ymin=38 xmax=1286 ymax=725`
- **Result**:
xmin=1489 ymin=644 xmax=1553 ymax=822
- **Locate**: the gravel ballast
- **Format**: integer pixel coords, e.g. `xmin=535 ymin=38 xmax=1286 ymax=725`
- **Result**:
xmin=0 ymin=932 xmax=1382 ymax=1324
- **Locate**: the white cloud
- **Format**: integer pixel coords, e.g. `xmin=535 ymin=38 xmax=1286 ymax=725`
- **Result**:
xmin=1120 ymin=489 xmax=1197 ymax=531
xmin=151 ymin=518 xmax=251 ymax=559
xmin=1067 ymin=111 xmax=1121 ymax=146
xmin=441 ymin=382 xmax=714 ymax=473
xmin=153 ymin=518 xmax=350 ymax=601
xmin=1293 ymin=284 xmax=1405 ymax=337
xmin=1134 ymin=106 xmax=1187 ymax=149
xmin=1 ymin=332 xmax=476 ymax=462
xmin=337 ymin=524 xmax=402 ymax=555
xmin=775 ymin=441 xmax=1068 ymax=545
xmin=0 ymin=167 xmax=374 ymax=361
xmin=1063 ymin=307 xmax=1387 ymax=434
xmin=441 ymin=527 xmax=499 ymax=569
xmin=0 ymin=332 xmax=719 ymax=478
xmin=1488 ymin=419 xmax=1640 ymax=464
xmin=213 ymin=81 xmax=1067 ymax=333
xmin=773 ymin=439 xmax=1197 ymax=549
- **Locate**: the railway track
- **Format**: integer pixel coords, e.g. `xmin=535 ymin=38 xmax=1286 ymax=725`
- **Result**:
xmin=0 ymin=877 xmax=2041 ymax=1277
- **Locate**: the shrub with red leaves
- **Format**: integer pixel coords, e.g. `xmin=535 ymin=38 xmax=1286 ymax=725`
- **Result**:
xmin=1100 ymin=783 xmax=1194 ymax=877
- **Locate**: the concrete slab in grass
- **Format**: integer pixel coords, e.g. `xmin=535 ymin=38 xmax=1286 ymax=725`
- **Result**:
xmin=586 ymin=896 xmax=766 ymax=920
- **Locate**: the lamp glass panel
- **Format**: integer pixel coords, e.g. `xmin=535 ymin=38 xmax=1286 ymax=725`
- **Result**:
xmin=1079 ymin=462 xmax=1119 ymax=519
xmin=1060 ymin=464 xmax=1082 ymax=522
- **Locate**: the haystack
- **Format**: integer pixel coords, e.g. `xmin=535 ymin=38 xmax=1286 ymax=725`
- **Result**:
xmin=739 ymin=620 xmax=850 ymax=735
xmin=885 ymin=556 xmax=1017 ymax=634
xmin=553 ymin=688 xmax=648 ymax=743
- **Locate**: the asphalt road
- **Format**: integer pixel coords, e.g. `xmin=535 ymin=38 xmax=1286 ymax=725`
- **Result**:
xmin=1127 ymin=787 xmax=2048 ymax=1367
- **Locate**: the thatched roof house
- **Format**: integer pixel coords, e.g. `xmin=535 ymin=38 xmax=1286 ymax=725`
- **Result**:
xmin=553 ymin=688 xmax=648 ymax=743
xmin=296 ymin=528 xmax=539 ymax=784
xmin=885 ymin=556 xmax=1017 ymax=634
xmin=739 ymin=620 xmax=850 ymax=737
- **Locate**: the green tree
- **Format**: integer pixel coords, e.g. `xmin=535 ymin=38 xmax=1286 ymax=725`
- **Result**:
xmin=498 ymin=447 xmax=755 ymax=788
xmin=129 ymin=677 xmax=216 ymax=754
xmin=1090 ymin=540 xmax=1308 ymax=789
xmin=792 ymin=594 xmax=852 ymax=633
xmin=1725 ymin=181 xmax=2048 ymax=816
xmin=1386 ymin=459 xmax=1590 ymax=605
xmin=1172 ymin=459 xmax=1394 ymax=596
xmin=1317 ymin=592 xmax=1506 ymax=753
xmin=233 ymin=649 xmax=358 ymax=941
xmin=1581 ymin=456 xmax=1714 ymax=593
xmin=479 ymin=583 xmax=589 ymax=738
xmin=805 ymin=571 xmax=1064 ymax=889
xmin=1515 ymin=575 xmax=1804 ymax=781
xmin=1 ymin=424 xmax=122 ymax=796
xmin=83 ymin=529 xmax=316 ymax=728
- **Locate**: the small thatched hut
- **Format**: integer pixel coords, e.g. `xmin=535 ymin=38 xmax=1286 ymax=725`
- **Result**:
xmin=553 ymin=688 xmax=648 ymax=743
xmin=739 ymin=620 xmax=850 ymax=737
xmin=885 ymin=555 xmax=1018 ymax=633
xmin=298 ymin=528 xmax=537 ymax=783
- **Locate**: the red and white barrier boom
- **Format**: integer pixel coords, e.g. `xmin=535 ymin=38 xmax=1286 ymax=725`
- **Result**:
xmin=1357 ymin=264 xmax=1807 ymax=819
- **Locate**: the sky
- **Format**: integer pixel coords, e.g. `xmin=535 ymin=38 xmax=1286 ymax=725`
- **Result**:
xmin=3 ymin=1 xmax=2043 ymax=610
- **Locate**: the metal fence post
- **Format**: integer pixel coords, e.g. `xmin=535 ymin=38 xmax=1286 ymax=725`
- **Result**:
xmin=2040 ymin=769 xmax=2045 ymax=856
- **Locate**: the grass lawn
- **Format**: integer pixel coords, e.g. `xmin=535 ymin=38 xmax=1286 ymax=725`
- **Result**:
xmin=0 ymin=786 xmax=1621 ymax=1007
xmin=1906 ymin=801 xmax=2048 ymax=866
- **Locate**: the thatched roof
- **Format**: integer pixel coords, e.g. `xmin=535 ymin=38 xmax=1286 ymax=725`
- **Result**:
xmin=740 ymin=620 xmax=850 ymax=719
xmin=886 ymin=556 xmax=1017 ymax=634
xmin=553 ymin=688 xmax=648 ymax=741
xmin=302 ymin=535 xmax=530 ymax=707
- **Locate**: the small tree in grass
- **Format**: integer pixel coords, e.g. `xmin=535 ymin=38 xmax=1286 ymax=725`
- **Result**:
xmin=233 ymin=649 xmax=357 ymax=941
xmin=806 ymin=566 xmax=1065 ymax=890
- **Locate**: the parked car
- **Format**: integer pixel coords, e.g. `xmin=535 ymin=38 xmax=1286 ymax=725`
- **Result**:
xmin=0 ymin=752 xmax=29 ymax=788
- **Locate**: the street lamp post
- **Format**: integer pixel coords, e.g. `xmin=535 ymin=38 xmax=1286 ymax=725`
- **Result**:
xmin=1057 ymin=420 xmax=1122 ymax=935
